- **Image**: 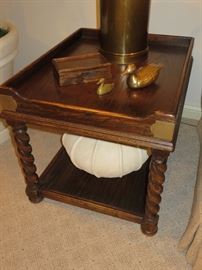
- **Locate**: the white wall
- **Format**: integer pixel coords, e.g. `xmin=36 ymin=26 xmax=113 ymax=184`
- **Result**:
xmin=0 ymin=1 xmax=9 ymax=20
xmin=0 ymin=0 xmax=201 ymax=114
xmin=150 ymin=0 xmax=202 ymax=113
xmin=3 ymin=0 xmax=96 ymax=72
xmin=0 ymin=2 xmax=11 ymax=134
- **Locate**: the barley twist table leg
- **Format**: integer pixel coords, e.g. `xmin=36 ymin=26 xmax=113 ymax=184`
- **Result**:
xmin=141 ymin=150 xmax=169 ymax=236
xmin=9 ymin=121 xmax=43 ymax=203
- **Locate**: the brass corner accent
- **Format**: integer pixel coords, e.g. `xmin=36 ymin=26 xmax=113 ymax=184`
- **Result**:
xmin=0 ymin=95 xmax=17 ymax=112
xmin=151 ymin=120 xmax=175 ymax=141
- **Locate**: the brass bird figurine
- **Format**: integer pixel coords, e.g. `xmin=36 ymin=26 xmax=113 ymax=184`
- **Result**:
xmin=96 ymin=78 xmax=114 ymax=96
xmin=123 ymin=63 xmax=162 ymax=89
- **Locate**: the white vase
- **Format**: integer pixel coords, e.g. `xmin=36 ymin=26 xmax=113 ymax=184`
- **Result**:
xmin=0 ymin=21 xmax=18 ymax=84
xmin=0 ymin=21 xmax=18 ymax=139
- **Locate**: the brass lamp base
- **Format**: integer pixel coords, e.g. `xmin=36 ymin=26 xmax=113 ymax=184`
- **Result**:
xmin=100 ymin=47 xmax=149 ymax=65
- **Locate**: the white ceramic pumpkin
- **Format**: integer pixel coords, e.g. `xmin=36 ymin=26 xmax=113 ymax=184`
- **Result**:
xmin=62 ymin=134 xmax=149 ymax=178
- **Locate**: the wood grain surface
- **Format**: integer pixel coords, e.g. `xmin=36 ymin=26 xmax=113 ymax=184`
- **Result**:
xmin=40 ymin=147 xmax=150 ymax=223
xmin=0 ymin=29 xmax=194 ymax=152
xmin=0 ymin=29 xmax=194 ymax=235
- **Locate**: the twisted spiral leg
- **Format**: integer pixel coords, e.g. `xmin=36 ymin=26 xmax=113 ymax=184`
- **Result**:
xmin=10 ymin=122 xmax=43 ymax=203
xmin=141 ymin=150 xmax=169 ymax=236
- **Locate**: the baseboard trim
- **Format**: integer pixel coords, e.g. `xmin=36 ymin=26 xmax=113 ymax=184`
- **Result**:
xmin=182 ymin=105 xmax=201 ymax=121
xmin=0 ymin=126 xmax=10 ymax=144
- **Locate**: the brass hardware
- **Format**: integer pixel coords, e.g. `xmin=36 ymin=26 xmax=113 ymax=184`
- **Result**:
xmin=100 ymin=48 xmax=148 ymax=65
xmin=0 ymin=95 xmax=17 ymax=111
xmin=100 ymin=0 xmax=151 ymax=64
xmin=96 ymin=78 xmax=114 ymax=96
xmin=125 ymin=64 xmax=162 ymax=89
xmin=122 ymin=64 xmax=137 ymax=76
xmin=151 ymin=120 xmax=175 ymax=141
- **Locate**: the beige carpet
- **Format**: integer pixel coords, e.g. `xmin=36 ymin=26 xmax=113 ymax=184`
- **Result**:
xmin=0 ymin=123 xmax=199 ymax=270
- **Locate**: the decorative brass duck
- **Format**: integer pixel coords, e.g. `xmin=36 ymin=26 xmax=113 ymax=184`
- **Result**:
xmin=96 ymin=78 xmax=114 ymax=96
xmin=123 ymin=63 xmax=162 ymax=89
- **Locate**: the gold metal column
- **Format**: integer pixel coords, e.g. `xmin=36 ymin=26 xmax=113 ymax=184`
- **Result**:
xmin=100 ymin=0 xmax=151 ymax=64
xmin=99 ymin=0 xmax=162 ymax=89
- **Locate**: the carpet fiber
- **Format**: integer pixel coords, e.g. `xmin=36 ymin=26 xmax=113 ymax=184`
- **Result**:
xmin=0 ymin=124 xmax=199 ymax=270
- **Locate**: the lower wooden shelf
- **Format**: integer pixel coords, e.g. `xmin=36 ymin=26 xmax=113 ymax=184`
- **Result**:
xmin=39 ymin=147 xmax=150 ymax=224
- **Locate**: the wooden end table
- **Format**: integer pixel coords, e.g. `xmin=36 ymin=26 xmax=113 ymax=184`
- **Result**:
xmin=0 ymin=29 xmax=194 ymax=236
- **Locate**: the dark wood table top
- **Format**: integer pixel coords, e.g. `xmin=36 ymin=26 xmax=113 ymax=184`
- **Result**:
xmin=0 ymin=29 xmax=194 ymax=151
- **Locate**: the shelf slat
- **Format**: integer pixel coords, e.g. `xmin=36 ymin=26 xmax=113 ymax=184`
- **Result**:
xmin=39 ymin=147 xmax=150 ymax=223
